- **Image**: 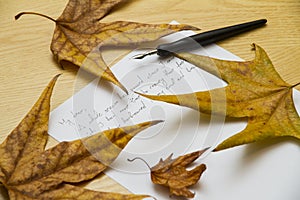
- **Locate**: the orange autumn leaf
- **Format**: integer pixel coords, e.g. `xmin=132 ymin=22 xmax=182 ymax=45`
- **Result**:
xmin=0 ymin=75 xmax=161 ymax=199
xmin=15 ymin=0 xmax=199 ymax=92
xmin=138 ymin=44 xmax=300 ymax=151
xmin=129 ymin=148 xmax=207 ymax=198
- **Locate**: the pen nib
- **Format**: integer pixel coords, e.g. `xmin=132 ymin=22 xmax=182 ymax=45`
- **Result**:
xmin=132 ymin=49 xmax=158 ymax=59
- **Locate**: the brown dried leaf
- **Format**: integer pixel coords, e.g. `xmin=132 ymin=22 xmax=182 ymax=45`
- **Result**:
xmin=151 ymin=149 xmax=207 ymax=198
xmin=16 ymin=0 xmax=199 ymax=92
xmin=129 ymin=148 xmax=207 ymax=198
xmin=138 ymin=44 xmax=300 ymax=151
xmin=0 ymin=75 xmax=161 ymax=199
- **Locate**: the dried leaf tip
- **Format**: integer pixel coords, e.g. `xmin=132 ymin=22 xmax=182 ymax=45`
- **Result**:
xmin=149 ymin=119 xmax=164 ymax=125
xmin=53 ymin=73 xmax=62 ymax=79
xmin=117 ymin=83 xmax=128 ymax=94
xmin=45 ymin=74 xmax=61 ymax=89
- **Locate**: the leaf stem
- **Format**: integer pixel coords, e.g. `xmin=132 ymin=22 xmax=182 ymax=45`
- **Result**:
xmin=15 ymin=12 xmax=56 ymax=23
xmin=127 ymin=157 xmax=151 ymax=171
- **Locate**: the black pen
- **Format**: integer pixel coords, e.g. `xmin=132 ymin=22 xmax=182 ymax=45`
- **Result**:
xmin=133 ymin=19 xmax=267 ymax=59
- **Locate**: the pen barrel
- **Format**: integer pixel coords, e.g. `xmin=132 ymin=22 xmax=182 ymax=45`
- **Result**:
xmin=157 ymin=19 xmax=267 ymax=57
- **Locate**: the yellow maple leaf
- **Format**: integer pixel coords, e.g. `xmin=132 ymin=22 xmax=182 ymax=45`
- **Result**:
xmin=0 ymin=74 xmax=161 ymax=199
xmin=138 ymin=44 xmax=300 ymax=151
xmin=15 ymin=0 xmax=199 ymax=92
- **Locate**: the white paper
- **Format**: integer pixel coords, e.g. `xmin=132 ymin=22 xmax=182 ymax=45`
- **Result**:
xmin=49 ymin=29 xmax=300 ymax=200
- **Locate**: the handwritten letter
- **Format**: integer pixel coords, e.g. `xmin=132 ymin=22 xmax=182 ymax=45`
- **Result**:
xmin=48 ymin=30 xmax=300 ymax=200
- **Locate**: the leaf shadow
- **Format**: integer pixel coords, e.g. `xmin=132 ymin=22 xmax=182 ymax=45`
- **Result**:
xmin=241 ymin=136 xmax=300 ymax=166
xmin=57 ymin=60 xmax=79 ymax=73
xmin=152 ymin=184 xmax=189 ymax=200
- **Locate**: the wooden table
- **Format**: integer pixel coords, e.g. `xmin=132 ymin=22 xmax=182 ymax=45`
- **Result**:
xmin=1 ymin=0 xmax=299 ymax=198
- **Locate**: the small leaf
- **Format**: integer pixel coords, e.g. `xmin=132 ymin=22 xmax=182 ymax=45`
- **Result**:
xmin=138 ymin=44 xmax=300 ymax=151
xmin=129 ymin=148 xmax=208 ymax=198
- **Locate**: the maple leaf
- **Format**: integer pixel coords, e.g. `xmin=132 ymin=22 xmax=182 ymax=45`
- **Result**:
xmin=0 ymin=74 xmax=162 ymax=199
xmin=15 ymin=0 xmax=199 ymax=92
xmin=128 ymin=148 xmax=207 ymax=198
xmin=137 ymin=44 xmax=300 ymax=151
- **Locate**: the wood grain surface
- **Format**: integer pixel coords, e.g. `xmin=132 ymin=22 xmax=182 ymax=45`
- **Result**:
xmin=0 ymin=0 xmax=299 ymax=198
